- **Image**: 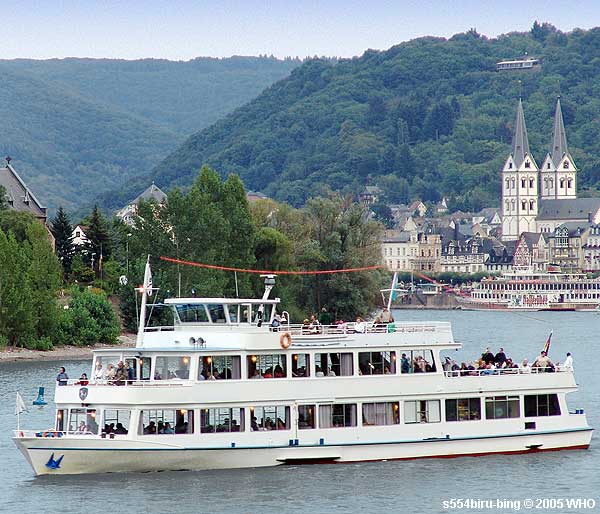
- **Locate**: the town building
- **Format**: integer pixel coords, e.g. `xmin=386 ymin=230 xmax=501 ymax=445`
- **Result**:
xmin=72 ymin=225 xmax=90 ymax=249
xmin=381 ymin=228 xmax=441 ymax=273
xmin=547 ymin=223 xmax=590 ymax=273
xmin=116 ymin=182 xmax=167 ymax=226
xmin=512 ymin=232 xmax=549 ymax=272
xmin=0 ymin=159 xmax=48 ymax=224
xmin=358 ymin=185 xmax=381 ymax=206
xmin=582 ymin=224 xmax=600 ymax=272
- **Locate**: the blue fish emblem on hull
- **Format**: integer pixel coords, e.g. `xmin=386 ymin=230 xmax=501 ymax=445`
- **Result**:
xmin=45 ymin=453 xmax=64 ymax=469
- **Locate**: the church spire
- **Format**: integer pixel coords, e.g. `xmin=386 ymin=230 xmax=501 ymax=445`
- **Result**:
xmin=550 ymin=96 xmax=568 ymax=166
xmin=511 ymin=98 xmax=530 ymax=167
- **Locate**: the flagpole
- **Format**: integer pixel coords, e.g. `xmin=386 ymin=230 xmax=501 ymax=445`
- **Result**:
xmin=387 ymin=272 xmax=397 ymax=310
xmin=136 ymin=255 xmax=151 ymax=347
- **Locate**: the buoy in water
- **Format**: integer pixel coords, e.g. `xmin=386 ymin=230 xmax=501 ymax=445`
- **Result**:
xmin=33 ymin=387 xmax=47 ymax=406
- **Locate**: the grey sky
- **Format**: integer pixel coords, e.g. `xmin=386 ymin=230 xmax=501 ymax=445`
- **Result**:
xmin=2 ymin=0 xmax=600 ymax=60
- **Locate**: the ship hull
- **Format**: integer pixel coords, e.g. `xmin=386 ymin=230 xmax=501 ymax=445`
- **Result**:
xmin=15 ymin=428 xmax=593 ymax=476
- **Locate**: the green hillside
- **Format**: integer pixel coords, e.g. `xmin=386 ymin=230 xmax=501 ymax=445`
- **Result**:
xmin=0 ymin=57 xmax=299 ymax=211
xmin=129 ymin=24 xmax=600 ymax=212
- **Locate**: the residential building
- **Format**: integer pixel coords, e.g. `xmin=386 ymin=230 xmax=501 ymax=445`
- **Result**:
xmin=381 ymin=228 xmax=441 ymax=272
xmin=0 ymin=159 xmax=48 ymax=224
xmin=512 ymin=232 xmax=549 ymax=272
xmin=358 ymin=185 xmax=381 ymax=206
xmin=72 ymin=225 xmax=90 ymax=249
xmin=583 ymin=224 xmax=600 ymax=272
xmin=547 ymin=223 xmax=590 ymax=273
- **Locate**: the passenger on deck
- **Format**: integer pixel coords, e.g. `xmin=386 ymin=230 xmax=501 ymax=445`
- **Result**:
xmin=77 ymin=373 xmax=89 ymax=385
xmin=381 ymin=308 xmax=392 ymax=324
xmin=354 ymin=317 xmax=366 ymax=333
xmin=520 ymin=359 xmax=532 ymax=373
xmin=114 ymin=361 xmax=128 ymax=386
xmin=401 ymin=353 xmax=410 ymax=374
xmin=494 ymin=347 xmax=507 ymax=366
xmin=481 ymin=347 xmax=495 ymax=365
xmin=563 ymin=352 xmax=574 ymax=371
xmin=106 ymin=363 xmax=116 ymax=383
xmin=126 ymin=361 xmax=135 ymax=384
xmin=56 ymin=367 xmax=69 ymax=386
xmin=533 ymin=351 xmax=553 ymax=371
xmin=93 ymin=363 xmax=105 ymax=382
xmin=309 ymin=315 xmax=320 ymax=334
xmin=271 ymin=313 xmax=281 ymax=331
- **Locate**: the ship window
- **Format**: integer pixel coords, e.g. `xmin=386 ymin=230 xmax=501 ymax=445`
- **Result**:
xmin=154 ymin=356 xmax=190 ymax=380
xmin=358 ymin=351 xmax=396 ymax=375
xmin=227 ymin=304 xmax=239 ymax=323
xmin=250 ymin=406 xmax=290 ymax=431
xmin=298 ymin=405 xmax=316 ymax=429
xmin=56 ymin=410 xmax=66 ymax=432
xmin=141 ymin=409 xmax=194 ymax=434
xmin=445 ymin=398 xmax=481 ymax=421
xmin=68 ymin=408 xmax=98 ymax=434
xmin=404 ymin=400 xmax=441 ymax=423
xmin=399 ymin=350 xmax=436 ymax=373
xmin=207 ymin=304 xmax=226 ymax=323
xmin=176 ymin=304 xmax=209 ymax=323
xmin=138 ymin=356 xmax=151 ymax=380
xmin=292 ymin=353 xmax=310 ymax=377
xmin=94 ymin=355 xmax=118 ymax=380
xmin=200 ymin=408 xmax=243 ymax=433
xmin=247 ymin=354 xmax=287 ymax=379
xmin=362 ymin=402 xmax=400 ymax=426
xmin=319 ymin=403 xmax=357 ymax=428
xmin=199 ymin=355 xmax=241 ymax=380
xmin=485 ymin=396 xmax=520 ymax=419
xmin=103 ymin=409 xmax=130 ymax=435
xmin=314 ymin=352 xmax=353 ymax=377
xmin=524 ymin=394 xmax=561 ymax=417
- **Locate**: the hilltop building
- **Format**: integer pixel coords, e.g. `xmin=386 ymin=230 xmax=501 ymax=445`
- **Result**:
xmin=500 ymin=97 xmax=599 ymax=242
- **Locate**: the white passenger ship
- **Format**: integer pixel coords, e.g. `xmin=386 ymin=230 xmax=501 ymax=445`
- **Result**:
xmin=459 ymin=271 xmax=600 ymax=311
xmin=13 ymin=263 xmax=593 ymax=475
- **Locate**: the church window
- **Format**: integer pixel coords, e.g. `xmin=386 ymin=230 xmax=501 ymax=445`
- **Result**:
xmin=525 ymin=161 xmax=531 ymax=169
xmin=529 ymin=178 xmax=534 ymax=188
xmin=560 ymin=179 xmax=565 ymax=188
xmin=508 ymin=163 xmax=513 ymax=170
xmin=521 ymin=179 xmax=526 ymax=188
xmin=505 ymin=200 xmax=510 ymax=212
xmin=568 ymin=179 xmax=573 ymax=188
xmin=530 ymin=200 xmax=535 ymax=211
xmin=505 ymin=178 xmax=510 ymax=189
xmin=549 ymin=178 xmax=554 ymax=188
xmin=563 ymin=161 xmax=569 ymax=169
xmin=547 ymin=163 xmax=551 ymax=169
xmin=521 ymin=201 xmax=527 ymax=211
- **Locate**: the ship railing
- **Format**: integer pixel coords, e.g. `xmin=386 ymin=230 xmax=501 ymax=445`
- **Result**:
xmin=59 ymin=379 xmax=192 ymax=387
xmin=443 ymin=366 xmax=572 ymax=377
xmin=273 ymin=322 xmax=413 ymax=336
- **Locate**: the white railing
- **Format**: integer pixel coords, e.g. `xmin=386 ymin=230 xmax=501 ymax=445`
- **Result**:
xmin=271 ymin=322 xmax=437 ymax=336
xmin=59 ymin=379 xmax=192 ymax=388
xmin=444 ymin=366 xmax=572 ymax=377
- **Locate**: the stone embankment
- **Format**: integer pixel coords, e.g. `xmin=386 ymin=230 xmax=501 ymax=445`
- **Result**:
xmin=393 ymin=292 xmax=460 ymax=309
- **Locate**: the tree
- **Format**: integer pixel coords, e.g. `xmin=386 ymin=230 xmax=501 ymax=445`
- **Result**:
xmin=0 ymin=185 xmax=7 ymax=210
xmin=371 ymin=202 xmax=394 ymax=228
xmin=51 ymin=206 xmax=74 ymax=277
xmin=83 ymin=205 xmax=112 ymax=270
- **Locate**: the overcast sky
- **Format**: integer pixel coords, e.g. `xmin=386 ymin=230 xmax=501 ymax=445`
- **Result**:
xmin=2 ymin=0 xmax=600 ymax=60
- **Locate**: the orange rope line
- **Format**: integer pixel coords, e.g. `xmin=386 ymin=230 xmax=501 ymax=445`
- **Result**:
xmin=160 ymin=256 xmax=383 ymax=275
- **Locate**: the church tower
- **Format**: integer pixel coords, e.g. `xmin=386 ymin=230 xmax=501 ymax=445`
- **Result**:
xmin=540 ymin=97 xmax=577 ymax=200
xmin=501 ymin=99 xmax=539 ymax=241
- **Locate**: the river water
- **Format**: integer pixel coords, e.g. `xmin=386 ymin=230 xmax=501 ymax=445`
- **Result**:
xmin=0 ymin=310 xmax=598 ymax=514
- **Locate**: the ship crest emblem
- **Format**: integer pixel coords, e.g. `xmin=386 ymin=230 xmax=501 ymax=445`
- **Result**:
xmin=45 ymin=453 xmax=64 ymax=469
xmin=78 ymin=387 xmax=88 ymax=401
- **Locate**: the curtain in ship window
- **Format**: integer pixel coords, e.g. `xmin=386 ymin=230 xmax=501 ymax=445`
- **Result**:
xmin=427 ymin=401 xmax=441 ymax=423
xmin=231 ymin=357 xmax=241 ymax=379
xmin=319 ymin=405 xmax=333 ymax=428
xmin=347 ymin=405 xmax=357 ymax=427
xmin=363 ymin=403 xmax=395 ymax=425
xmin=404 ymin=401 xmax=417 ymax=423
xmin=340 ymin=353 xmax=353 ymax=376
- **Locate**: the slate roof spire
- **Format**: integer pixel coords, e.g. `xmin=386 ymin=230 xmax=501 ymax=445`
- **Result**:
xmin=511 ymin=97 xmax=530 ymax=167
xmin=550 ymin=96 xmax=568 ymax=166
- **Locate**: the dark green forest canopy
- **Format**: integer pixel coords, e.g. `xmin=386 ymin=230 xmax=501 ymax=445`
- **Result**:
xmin=120 ymin=25 xmax=600 ymax=212
xmin=0 ymin=56 xmax=299 ymax=212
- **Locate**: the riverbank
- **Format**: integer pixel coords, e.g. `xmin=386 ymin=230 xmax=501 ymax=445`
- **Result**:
xmin=0 ymin=334 xmax=136 ymax=362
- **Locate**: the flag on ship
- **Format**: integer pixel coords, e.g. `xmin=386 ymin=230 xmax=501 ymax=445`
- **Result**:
xmin=390 ymin=272 xmax=399 ymax=302
xmin=543 ymin=331 xmax=553 ymax=354
xmin=15 ymin=392 xmax=27 ymax=415
xmin=142 ymin=256 xmax=153 ymax=297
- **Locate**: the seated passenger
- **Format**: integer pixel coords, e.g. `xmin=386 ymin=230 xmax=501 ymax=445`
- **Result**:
xmin=157 ymin=421 xmax=165 ymax=434
xmin=114 ymin=361 xmax=127 ymax=386
xmin=274 ymin=365 xmax=285 ymax=378
xmin=263 ymin=368 xmax=273 ymax=379
xmin=163 ymin=422 xmax=174 ymax=434
xmin=114 ymin=422 xmax=128 ymax=434
xmin=76 ymin=421 xmax=87 ymax=434
xmin=251 ymin=416 xmax=259 ymax=431
xmin=354 ymin=317 xmax=366 ymax=333
xmin=401 ymin=354 xmax=410 ymax=374
xmin=315 ymin=365 xmax=325 ymax=377
xmin=231 ymin=420 xmax=240 ymax=432
xmin=327 ymin=367 xmax=336 ymax=377
xmin=520 ymin=359 xmax=532 ymax=373
xmin=277 ymin=417 xmax=286 ymax=430
xmin=250 ymin=369 xmax=263 ymax=379
xmin=144 ymin=421 xmax=156 ymax=435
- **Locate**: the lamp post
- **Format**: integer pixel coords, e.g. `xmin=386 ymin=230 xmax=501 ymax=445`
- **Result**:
xmin=126 ymin=233 xmax=132 ymax=277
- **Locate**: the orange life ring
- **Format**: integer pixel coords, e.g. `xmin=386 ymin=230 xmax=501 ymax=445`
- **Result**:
xmin=280 ymin=332 xmax=292 ymax=349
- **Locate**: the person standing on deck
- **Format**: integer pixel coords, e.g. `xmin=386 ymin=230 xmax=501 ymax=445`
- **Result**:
xmin=563 ymin=352 xmax=574 ymax=371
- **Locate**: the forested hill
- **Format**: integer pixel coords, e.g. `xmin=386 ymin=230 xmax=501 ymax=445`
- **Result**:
xmin=0 ymin=56 xmax=299 ymax=211
xmin=120 ymin=25 xmax=600 ymax=212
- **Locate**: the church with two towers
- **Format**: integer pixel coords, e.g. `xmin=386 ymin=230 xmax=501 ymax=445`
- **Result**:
xmin=501 ymin=97 xmax=582 ymax=241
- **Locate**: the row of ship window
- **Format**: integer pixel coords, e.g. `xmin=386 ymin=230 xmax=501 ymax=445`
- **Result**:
xmin=57 ymin=394 xmax=561 ymax=436
xmin=94 ymin=350 xmax=436 ymax=381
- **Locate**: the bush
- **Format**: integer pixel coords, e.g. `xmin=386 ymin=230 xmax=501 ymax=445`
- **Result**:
xmin=0 ymin=334 xmax=8 ymax=349
xmin=56 ymin=287 xmax=120 ymax=346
